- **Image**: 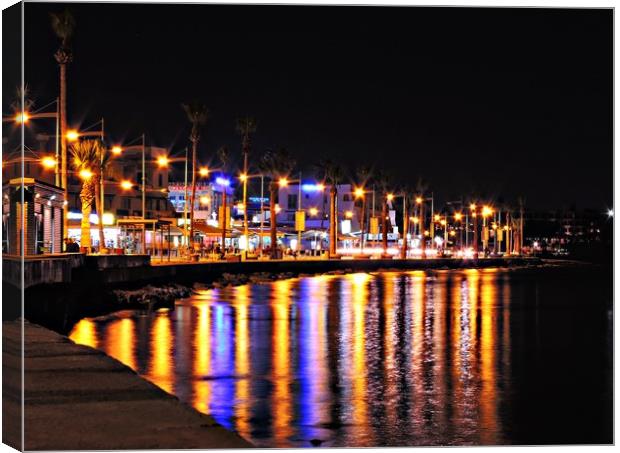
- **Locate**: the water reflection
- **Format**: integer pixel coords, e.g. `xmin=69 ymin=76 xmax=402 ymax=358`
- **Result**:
xmin=68 ymin=269 xmax=609 ymax=447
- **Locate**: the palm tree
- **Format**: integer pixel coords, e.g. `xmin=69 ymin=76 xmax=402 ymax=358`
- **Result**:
xmin=50 ymin=9 xmax=75 ymax=243
xmin=70 ymin=139 xmax=101 ymax=253
xmin=217 ymin=146 xmax=230 ymax=251
xmin=259 ymin=148 xmax=295 ymax=259
xmin=355 ymin=165 xmax=372 ymax=253
xmin=374 ymin=169 xmax=391 ymax=256
xmin=236 ymin=117 xmax=257 ymax=249
xmin=517 ymin=196 xmax=525 ymax=255
xmin=316 ymin=159 xmax=343 ymax=258
xmin=399 ymin=184 xmax=416 ymax=259
xmin=415 ymin=178 xmax=429 ymax=254
xmin=91 ymin=141 xmax=111 ymax=252
xmin=182 ymin=101 xmax=208 ymax=250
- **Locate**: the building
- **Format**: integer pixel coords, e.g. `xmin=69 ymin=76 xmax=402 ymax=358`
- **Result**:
xmin=167 ymin=179 xmax=235 ymax=225
xmin=276 ymin=182 xmax=357 ymax=230
xmin=2 ymin=177 xmax=64 ymax=255
xmin=2 ymin=144 xmax=177 ymax=252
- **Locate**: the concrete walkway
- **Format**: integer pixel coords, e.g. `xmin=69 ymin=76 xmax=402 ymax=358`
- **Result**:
xmin=2 ymin=321 xmax=253 ymax=450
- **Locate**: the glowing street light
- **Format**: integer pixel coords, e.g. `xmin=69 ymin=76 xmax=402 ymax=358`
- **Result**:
xmin=354 ymin=187 xmax=365 ymax=198
xmin=309 ymin=207 xmax=319 ymax=216
xmin=387 ymin=193 xmax=394 ymax=201
xmin=608 ymin=209 xmax=614 ymax=218
xmin=199 ymin=195 xmax=210 ymax=206
xmin=470 ymin=203 xmax=477 ymax=211
xmin=79 ymin=169 xmax=93 ymax=180
xmin=156 ymin=155 xmax=169 ymax=168
xmin=454 ymin=212 xmax=463 ymax=221
xmin=416 ymin=196 xmax=423 ymax=204
xmin=434 ymin=214 xmax=441 ymax=222
xmin=278 ymin=177 xmax=289 ymax=187
xmin=120 ymin=180 xmax=133 ymax=190
xmin=410 ymin=216 xmax=419 ymax=224
xmin=66 ymin=129 xmax=79 ymax=142
xmin=111 ymin=146 xmax=122 ymax=155
xmin=482 ymin=205 xmax=493 ymax=217
xmin=41 ymin=156 xmax=57 ymax=169
xmin=345 ymin=210 xmax=354 ymax=219
xmin=199 ymin=167 xmax=209 ymax=177
xmin=239 ymin=173 xmax=247 ymax=182
xmin=15 ymin=112 xmax=30 ymax=124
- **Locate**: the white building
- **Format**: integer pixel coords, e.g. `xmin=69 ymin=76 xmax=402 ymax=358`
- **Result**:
xmin=168 ymin=180 xmax=235 ymax=224
xmin=276 ymin=182 xmax=359 ymax=232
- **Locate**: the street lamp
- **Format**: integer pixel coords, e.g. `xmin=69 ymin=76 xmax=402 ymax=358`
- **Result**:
xmin=157 ymin=156 xmax=170 ymax=168
xmin=66 ymin=129 xmax=79 ymax=142
xmin=481 ymin=205 xmax=493 ymax=252
xmin=111 ymin=146 xmax=122 ymax=155
xmin=120 ymin=180 xmax=133 ymax=190
xmin=354 ymin=187 xmax=368 ymax=255
xmin=15 ymin=112 xmax=30 ymax=124
xmin=199 ymin=167 xmax=209 ymax=177
xmin=79 ymin=169 xmax=93 ymax=180
xmin=41 ymin=156 xmax=58 ymax=169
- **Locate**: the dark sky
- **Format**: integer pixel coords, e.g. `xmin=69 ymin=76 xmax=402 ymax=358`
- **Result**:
xmin=18 ymin=3 xmax=613 ymax=210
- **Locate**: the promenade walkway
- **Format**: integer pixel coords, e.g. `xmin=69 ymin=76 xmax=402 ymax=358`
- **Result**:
xmin=2 ymin=320 xmax=252 ymax=450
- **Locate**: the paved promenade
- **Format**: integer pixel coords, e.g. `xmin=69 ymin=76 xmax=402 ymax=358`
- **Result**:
xmin=2 ymin=320 xmax=252 ymax=450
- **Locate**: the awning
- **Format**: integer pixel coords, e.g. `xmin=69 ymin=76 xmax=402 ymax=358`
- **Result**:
xmin=192 ymin=222 xmax=241 ymax=237
xmin=246 ymin=228 xmax=286 ymax=238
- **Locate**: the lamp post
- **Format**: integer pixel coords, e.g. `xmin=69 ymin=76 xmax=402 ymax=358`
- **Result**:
xmin=354 ymin=187 xmax=373 ymax=255
xmin=260 ymin=174 xmax=264 ymax=255
xmin=114 ymin=134 xmax=147 ymax=219
xmin=471 ymin=204 xmax=478 ymax=258
xmin=278 ymin=174 xmax=302 ymax=252
xmin=416 ymin=196 xmax=425 ymax=255
xmin=238 ymin=172 xmax=264 ymax=255
xmin=481 ymin=205 xmax=493 ymax=254
xmin=454 ymin=212 xmax=463 ymax=251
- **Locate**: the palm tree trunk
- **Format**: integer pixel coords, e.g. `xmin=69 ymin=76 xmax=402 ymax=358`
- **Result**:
xmin=221 ymin=189 xmax=227 ymax=252
xmin=189 ymin=140 xmax=197 ymax=252
xmin=360 ymin=196 xmax=366 ymax=254
xmin=329 ymin=187 xmax=337 ymax=257
xmin=382 ymin=200 xmax=388 ymax=255
xmin=94 ymin=174 xmax=105 ymax=252
xmin=60 ymin=63 xmax=68 ymax=246
xmin=269 ymin=182 xmax=278 ymax=259
xmin=80 ymin=182 xmax=93 ymax=253
xmin=473 ymin=211 xmax=479 ymax=258
xmin=420 ymin=201 xmax=426 ymax=254
xmin=401 ymin=199 xmax=408 ymax=259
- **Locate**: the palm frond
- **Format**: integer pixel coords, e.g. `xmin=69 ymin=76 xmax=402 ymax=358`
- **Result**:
xmin=70 ymin=139 xmax=105 ymax=172
xmin=50 ymin=9 xmax=75 ymax=47
xmin=259 ymin=147 xmax=295 ymax=178
xmin=217 ymin=146 xmax=230 ymax=167
xmin=236 ymin=116 xmax=257 ymax=135
xmin=182 ymin=102 xmax=208 ymax=125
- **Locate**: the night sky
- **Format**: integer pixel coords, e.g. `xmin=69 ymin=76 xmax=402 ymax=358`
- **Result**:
xmin=17 ymin=3 xmax=613 ymax=210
